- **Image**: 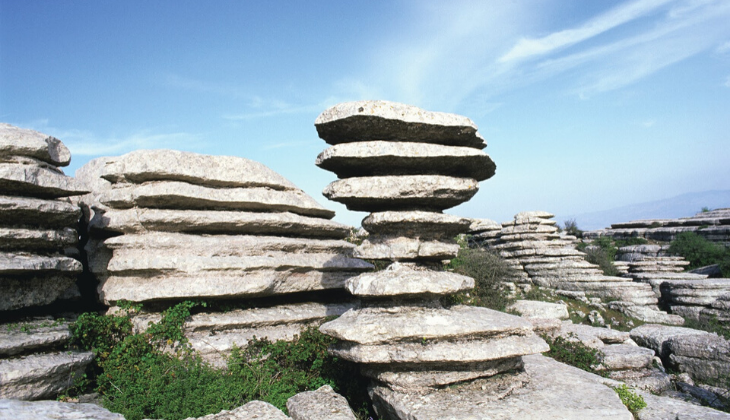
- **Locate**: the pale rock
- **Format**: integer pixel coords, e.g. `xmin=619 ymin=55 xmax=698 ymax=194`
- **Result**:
xmin=354 ymin=236 xmax=459 ymax=260
xmin=322 ymin=176 xmax=478 ymax=212
xmin=315 ymin=100 xmax=486 ymax=149
xmin=468 ymin=218 xmax=501 ymax=233
xmin=559 ymin=322 xmax=631 ymax=349
xmin=607 ymin=302 xmax=684 ymax=325
xmin=607 ymin=369 xmax=672 ymax=394
xmin=0 ymin=253 xmax=81 ymax=275
xmin=630 ymin=324 xmax=711 ymax=359
xmin=0 ymin=399 xmax=125 ymax=420
xmin=316 ymin=141 xmax=495 ymax=180
xmin=183 ymin=400 xmax=290 ymax=420
xmin=286 ymin=385 xmax=356 ymax=420
xmin=0 ymin=351 xmax=94 ymax=400
xmin=0 ymin=275 xmax=79 ymax=311
xmin=0 ymin=228 xmax=78 ymax=251
xmin=361 ymin=211 xmax=472 ymax=237
xmin=0 ymin=321 xmax=70 ymax=356
xmin=0 ymin=196 xmax=80 ymax=228
xmin=507 ymin=300 xmax=569 ymax=320
xmin=0 ymin=164 xmax=87 ymax=198
xmin=637 ymin=389 xmax=730 ymax=419
xmin=597 ymin=344 xmax=654 ymax=371
xmin=0 ymin=124 xmax=71 ymax=166
xmin=345 ymin=263 xmax=474 ymax=297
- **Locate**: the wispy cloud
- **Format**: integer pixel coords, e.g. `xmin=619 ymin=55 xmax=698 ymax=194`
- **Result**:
xmin=498 ymin=0 xmax=675 ymax=63
xmin=642 ymin=119 xmax=656 ymax=127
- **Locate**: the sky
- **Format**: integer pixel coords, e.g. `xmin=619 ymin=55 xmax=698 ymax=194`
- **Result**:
xmin=2 ymin=0 xmax=729 ymax=229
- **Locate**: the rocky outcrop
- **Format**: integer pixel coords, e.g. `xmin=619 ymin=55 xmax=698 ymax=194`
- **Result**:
xmin=286 ymin=385 xmax=357 ymax=420
xmin=77 ymin=150 xmax=372 ymax=365
xmin=0 ymin=124 xmax=92 ymax=400
xmin=0 ymin=398 xmax=126 ymax=420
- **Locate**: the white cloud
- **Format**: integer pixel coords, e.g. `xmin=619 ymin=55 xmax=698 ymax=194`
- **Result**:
xmin=642 ymin=119 xmax=656 ymax=127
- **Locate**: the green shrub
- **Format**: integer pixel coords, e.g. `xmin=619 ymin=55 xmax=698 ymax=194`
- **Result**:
xmin=669 ymin=232 xmax=730 ymax=276
xmin=613 ymin=384 xmax=646 ymax=414
xmin=563 ymin=219 xmax=583 ymax=238
xmin=584 ymin=247 xmax=620 ymax=276
xmin=444 ymin=248 xmax=519 ymax=311
xmin=543 ymin=335 xmax=603 ymax=374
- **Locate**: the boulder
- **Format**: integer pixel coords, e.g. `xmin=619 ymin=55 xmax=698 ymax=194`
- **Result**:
xmin=0 ymin=123 xmax=71 ymax=166
xmin=597 ymin=344 xmax=654 ymax=371
xmin=0 ymin=164 xmax=87 ymax=198
xmin=630 ymin=324 xmax=710 ymax=359
xmin=0 ymin=351 xmax=94 ymax=400
xmin=183 ymin=400 xmax=290 ymax=420
xmin=286 ymin=385 xmax=357 ymax=420
xmin=508 ymin=300 xmax=569 ymax=320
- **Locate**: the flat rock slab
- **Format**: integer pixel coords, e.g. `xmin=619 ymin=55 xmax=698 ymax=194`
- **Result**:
xmin=370 ymin=354 xmax=633 ymax=420
xmin=320 ymin=305 xmax=534 ymax=345
xmin=558 ymin=322 xmax=631 ymax=348
xmin=286 ymin=385 xmax=357 ymax=420
xmin=0 ymin=253 xmax=82 ymax=275
xmin=316 ymin=141 xmax=495 ymax=180
xmin=508 ymin=300 xmax=569 ymax=320
xmin=0 ymin=351 xmax=94 ymax=400
xmin=0 ymin=399 xmax=125 ymax=420
xmin=361 ymin=211 xmax=471 ymax=237
xmin=598 ymin=344 xmax=654 ymax=371
xmin=315 ymin=100 xmax=486 ymax=149
xmin=0 ymin=321 xmax=71 ymax=356
xmin=637 ymin=390 xmax=730 ymax=419
xmin=183 ymin=400 xmax=290 ymax=420
xmin=608 ymin=303 xmax=684 ymax=325
xmin=89 ymin=208 xmax=349 ymax=238
xmin=355 ymin=237 xmax=459 ymax=261
xmin=0 ymin=165 xmax=87 ymax=198
xmin=323 ymin=176 xmax=478 ymax=212
xmin=345 ymin=263 xmax=474 ymax=297
xmin=0 ymin=196 xmax=80 ymax=228
xmin=98 ymin=270 xmax=360 ymax=303
xmin=0 ymin=123 xmax=71 ymax=166
xmin=0 ymin=275 xmax=79 ymax=311
xmin=0 ymin=228 xmax=78 ymax=251
xmin=468 ymin=218 xmax=501 ymax=233
xmin=99 ymin=149 xmax=299 ymax=191
xmin=100 ymin=181 xmax=334 ymax=219
xmin=630 ymin=324 xmax=711 ymax=359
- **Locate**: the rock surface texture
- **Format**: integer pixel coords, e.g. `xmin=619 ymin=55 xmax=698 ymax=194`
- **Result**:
xmin=0 ymin=124 xmax=92 ymax=400
xmin=77 ymin=150 xmax=372 ymax=365
xmin=312 ymin=101 xmax=640 ymax=418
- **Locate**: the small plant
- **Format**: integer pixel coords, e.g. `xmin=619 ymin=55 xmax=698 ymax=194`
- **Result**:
xmin=444 ymin=248 xmax=519 ymax=311
xmin=613 ymin=384 xmax=647 ymax=415
xmin=702 ymin=206 xmax=711 ymax=213
xmin=581 ymin=237 xmax=620 ymax=276
xmin=543 ymin=335 xmax=603 ymax=375
xmin=563 ymin=219 xmax=583 ymax=238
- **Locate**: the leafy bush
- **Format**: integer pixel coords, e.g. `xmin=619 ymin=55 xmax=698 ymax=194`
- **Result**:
xmin=543 ymin=335 xmax=603 ymax=374
xmin=70 ymin=302 xmax=373 ymax=420
xmin=563 ymin=219 xmax=583 ymax=238
xmin=669 ymin=232 xmax=730 ymax=276
xmin=444 ymin=248 xmax=519 ymax=311
xmin=581 ymin=237 xmax=620 ymax=276
xmin=613 ymin=384 xmax=647 ymax=414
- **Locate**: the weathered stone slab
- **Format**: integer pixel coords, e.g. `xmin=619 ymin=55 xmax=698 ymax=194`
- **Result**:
xmin=508 ymin=300 xmax=569 ymax=320
xmin=0 ymin=399 xmax=125 ymax=420
xmin=0 ymin=123 xmax=71 ymax=166
xmin=354 ymin=236 xmax=459 ymax=260
xmin=98 ymin=271 xmax=361 ymax=303
xmin=361 ymin=211 xmax=471 ymax=237
xmin=369 ymin=354 xmax=633 ymax=420
xmin=559 ymin=322 xmax=631 ymax=348
xmin=637 ymin=390 xmax=730 ymax=420
xmin=320 ymin=305 xmax=534 ymax=345
xmin=316 ymin=141 xmax=495 ymax=180
xmin=0 ymin=196 xmax=80 ymax=228
xmin=0 ymin=164 xmax=88 ymax=198
xmin=630 ymin=324 xmax=710 ymax=359
xmin=315 ymin=100 xmax=486 ymax=149
xmin=0 ymin=253 xmax=82 ymax=275
xmin=183 ymin=400 xmax=290 ymax=420
xmin=597 ymin=344 xmax=654 ymax=371
xmin=323 ymin=176 xmax=478 ymax=212
xmin=99 ymin=149 xmax=299 ymax=190
xmin=0 ymin=275 xmax=79 ymax=311
xmin=607 ymin=302 xmax=684 ymax=325
xmin=100 ymin=181 xmax=334 ymax=218
xmin=345 ymin=263 xmax=474 ymax=297
xmin=0 ymin=320 xmax=70 ymax=356
xmin=287 ymin=385 xmax=357 ymax=420
xmin=0 ymin=228 xmax=77 ymax=251
xmin=89 ymin=208 xmax=349 ymax=238
xmin=0 ymin=351 xmax=94 ymax=400
xmin=468 ymin=218 xmax=501 ymax=233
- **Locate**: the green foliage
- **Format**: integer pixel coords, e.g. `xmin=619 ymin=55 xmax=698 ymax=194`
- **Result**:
xmin=563 ymin=219 xmax=583 ymax=238
xmin=543 ymin=335 xmax=603 ymax=374
xmin=669 ymin=232 xmax=730 ymax=276
xmin=582 ymin=237 xmax=620 ymax=276
xmin=613 ymin=384 xmax=647 ymax=414
xmin=69 ymin=302 xmax=372 ymax=420
xmin=702 ymin=206 xmax=711 ymax=213
xmin=444 ymin=248 xmax=518 ymax=311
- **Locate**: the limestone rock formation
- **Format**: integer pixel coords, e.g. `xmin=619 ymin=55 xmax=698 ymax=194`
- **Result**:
xmin=0 ymin=124 xmax=92 ymax=400
xmin=0 ymin=398 xmax=126 ymax=420
xmin=77 ymin=150 xmax=372 ymax=364
xmin=286 ymin=385 xmax=357 ymax=420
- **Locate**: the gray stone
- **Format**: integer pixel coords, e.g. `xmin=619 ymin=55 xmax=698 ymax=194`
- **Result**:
xmin=630 ymin=324 xmax=710 ymax=359
xmin=468 ymin=218 xmax=501 ymax=233
xmin=183 ymin=400 xmax=290 ymax=420
xmin=0 ymin=275 xmax=79 ymax=311
xmin=0 ymin=123 xmax=71 ymax=166
xmin=0 ymin=228 xmax=78 ymax=251
xmin=0 ymin=164 xmax=87 ymax=198
xmin=99 ymin=149 xmax=299 ymax=191
xmin=322 ymin=176 xmax=478 ymax=212
xmin=345 ymin=263 xmax=474 ymax=297
xmin=0 ymin=196 xmax=80 ymax=229
xmin=0 ymin=320 xmax=71 ymax=356
xmin=666 ymin=333 xmax=730 ymax=383
xmin=0 ymin=399 xmax=125 ymax=420
xmin=88 ymin=208 xmax=349 ymax=238
xmin=361 ymin=211 xmax=472 ymax=237
xmin=607 ymin=369 xmax=672 ymax=394
xmin=316 ymin=141 xmax=495 ymax=180
xmin=369 ymin=354 xmax=633 ymax=420
xmin=354 ymin=236 xmax=459 ymax=260
xmin=559 ymin=322 xmax=631 ymax=348
xmin=597 ymin=344 xmax=654 ymax=371
xmin=0 ymin=253 xmax=82 ymax=275
xmin=315 ymin=100 xmax=486 ymax=149
xmin=286 ymin=385 xmax=356 ymax=420
xmin=99 ymin=181 xmax=334 ymax=218
xmin=0 ymin=351 xmax=94 ymax=400
xmin=637 ymin=390 xmax=730 ymax=419
xmin=507 ymin=300 xmax=569 ymax=320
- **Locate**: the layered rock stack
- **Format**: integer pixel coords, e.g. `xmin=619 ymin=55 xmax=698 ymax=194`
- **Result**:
xmin=0 ymin=123 xmax=93 ymax=399
xmin=76 ymin=149 xmax=372 ymax=365
xmin=314 ymin=101 xmax=552 ymax=415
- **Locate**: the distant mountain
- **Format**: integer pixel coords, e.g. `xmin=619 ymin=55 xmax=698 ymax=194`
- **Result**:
xmin=560 ymin=190 xmax=730 ymax=231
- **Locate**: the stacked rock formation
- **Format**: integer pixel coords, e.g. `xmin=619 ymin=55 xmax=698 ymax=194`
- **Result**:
xmin=76 ymin=149 xmax=372 ymax=365
xmin=314 ymin=101 xmax=550 ymax=414
xmin=0 ymin=123 xmax=93 ymax=399
xmin=585 ymin=208 xmax=730 ymax=246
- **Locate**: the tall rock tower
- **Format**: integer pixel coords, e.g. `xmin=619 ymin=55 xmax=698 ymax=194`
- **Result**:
xmin=314 ymin=101 xmax=548 ymax=397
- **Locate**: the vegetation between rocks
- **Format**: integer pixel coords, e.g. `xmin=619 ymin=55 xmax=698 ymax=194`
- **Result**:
xmin=613 ymin=384 xmax=647 ymax=416
xmin=444 ymin=247 xmax=518 ymax=311
xmin=68 ymin=301 xmax=373 ymax=420
xmin=542 ymin=334 xmax=604 ymax=375
xmin=669 ymin=232 xmax=730 ymax=277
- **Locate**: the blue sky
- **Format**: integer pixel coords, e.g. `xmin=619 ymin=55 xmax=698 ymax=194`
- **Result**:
xmin=2 ymin=0 xmax=729 ymax=228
